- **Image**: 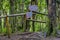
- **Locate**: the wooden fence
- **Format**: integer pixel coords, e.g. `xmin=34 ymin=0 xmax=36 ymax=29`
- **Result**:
xmin=0 ymin=11 xmax=58 ymax=38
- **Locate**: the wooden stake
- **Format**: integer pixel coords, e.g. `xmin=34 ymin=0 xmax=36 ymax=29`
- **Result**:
xmin=6 ymin=16 xmax=11 ymax=38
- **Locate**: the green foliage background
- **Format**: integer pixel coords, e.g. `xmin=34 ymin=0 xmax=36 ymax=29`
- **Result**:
xmin=0 ymin=0 xmax=59 ymax=35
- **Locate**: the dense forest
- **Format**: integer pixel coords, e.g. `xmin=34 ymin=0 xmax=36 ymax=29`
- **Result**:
xmin=0 ymin=0 xmax=60 ymax=40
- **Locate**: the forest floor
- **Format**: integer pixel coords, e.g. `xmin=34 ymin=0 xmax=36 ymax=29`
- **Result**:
xmin=0 ymin=32 xmax=60 ymax=40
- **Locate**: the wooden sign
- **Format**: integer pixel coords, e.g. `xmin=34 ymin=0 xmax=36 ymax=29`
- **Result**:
xmin=26 ymin=12 xmax=32 ymax=18
xmin=28 ymin=5 xmax=38 ymax=11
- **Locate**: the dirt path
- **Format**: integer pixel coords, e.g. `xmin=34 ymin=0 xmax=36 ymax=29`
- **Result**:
xmin=0 ymin=32 xmax=60 ymax=40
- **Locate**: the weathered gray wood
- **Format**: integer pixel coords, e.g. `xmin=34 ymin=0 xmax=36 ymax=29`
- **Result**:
xmin=32 ymin=11 xmax=48 ymax=16
xmin=0 ymin=12 xmax=58 ymax=18
xmin=0 ymin=13 xmax=25 ymax=18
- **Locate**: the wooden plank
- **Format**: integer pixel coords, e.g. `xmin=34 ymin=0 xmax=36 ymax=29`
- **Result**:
xmin=32 ymin=11 xmax=58 ymax=18
xmin=0 ymin=15 xmax=6 ymax=18
xmin=0 ymin=13 xmax=25 ymax=18
xmin=32 ymin=11 xmax=48 ymax=16
xmin=27 ymin=19 xmax=46 ymax=23
xmin=0 ymin=12 xmax=58 ymax=18
xmin=7 ymin=13 xmax=25 ymax=17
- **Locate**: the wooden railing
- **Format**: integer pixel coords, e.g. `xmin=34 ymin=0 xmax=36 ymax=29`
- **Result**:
xmin=0 ymin=11 xmax=58 ymax=38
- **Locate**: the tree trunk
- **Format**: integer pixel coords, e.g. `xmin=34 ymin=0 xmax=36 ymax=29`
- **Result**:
xmin=48 ymin=0 xmax=57 ymax=35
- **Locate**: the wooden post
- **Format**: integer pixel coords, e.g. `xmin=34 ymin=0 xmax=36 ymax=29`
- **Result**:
xmin=26 ymin=19 xmax=30 ymax=32
xmin=48 ymin=0 xmax=57 ymax=35
xmin=23 ymin=14 xmax=27 ymax=32
xmin=24 ymin=14 xmax=30 ymax=32
xmin=31 ymin=0 xmax=38 ymax=32
xmin=32 ymin=14 xmax=35 ymax=32
xmin=22 ymin=15 xmax=27 ymax=32
xmin=6 ymin=16 xmax=11 ymax=38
